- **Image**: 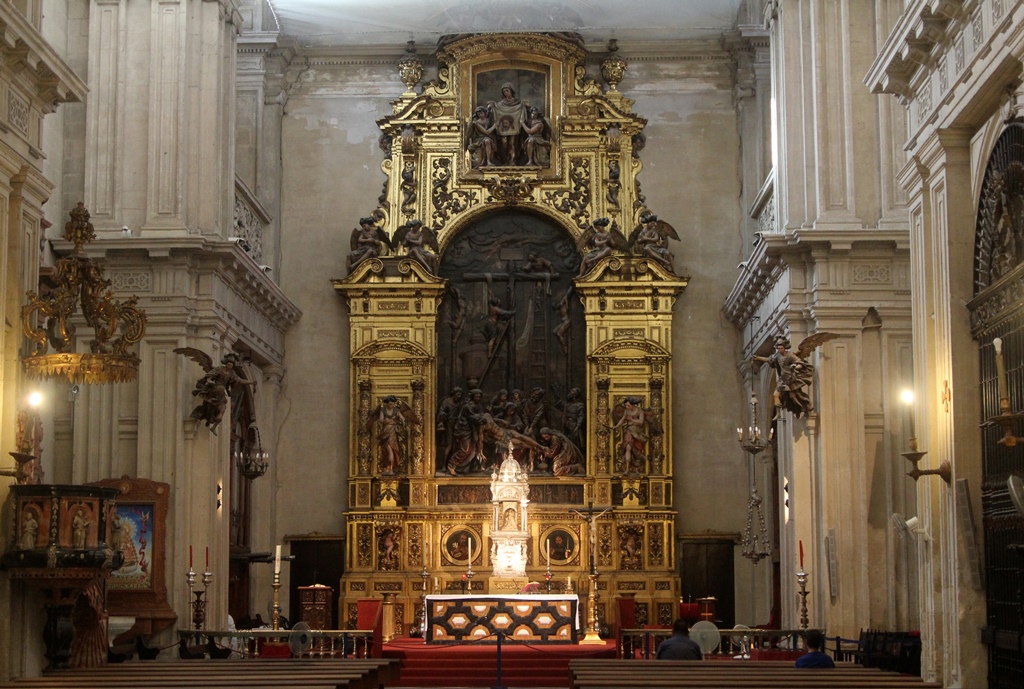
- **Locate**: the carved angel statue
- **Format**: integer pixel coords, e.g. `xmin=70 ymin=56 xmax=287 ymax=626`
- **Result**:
xmin=522 ymin=107 xmax=552 ymax=167
xmin=367 ymin=395 xmax=417 ymax=475
xmin=577 ymin=217 xmax=628 ymax=277
xmin=467 ymin=106 xmax=498 ymax=168
xmin=394 ymin=219 xmax=439 ymax=274
xmin=628 ymin=212 xmax=679 ymax=273
xmin=610 ymin=396 xmax=661 ymax=476
xmin=174 ymin=349 xmax=255 ymax=434
xmin=752 ymin=332 xmax=840 ymax=418
xmin=347 ymin=216 xmax=390 ymax=273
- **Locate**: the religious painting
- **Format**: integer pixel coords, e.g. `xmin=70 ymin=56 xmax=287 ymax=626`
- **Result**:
xmin=109 ymin=504 xmax=154 ymax=591
xmin=471 ymin=69 xmax=550 ymax=168
xmin=87 ymin=477 xmax=176 ymax=639
xmin=541 ymin=527 xmax=578 ymax=566
xmin=436 ymin=210 xmax=586 ymax=476
xmin=442 ymin=527 xmax=480 ymax=567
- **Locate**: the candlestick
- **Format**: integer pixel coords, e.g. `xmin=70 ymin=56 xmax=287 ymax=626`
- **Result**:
xmin=189 ymin=544 xmax=193 ymax=569
xmin=736 ymin=427 xmax=743 ymax=442
xmin=546 ymin=538 xmax=551 ymax=568
xmin=274 ymin=545 xmax=282 ymax=574
xmin=467 ymin=537 xmax=472 ymax=569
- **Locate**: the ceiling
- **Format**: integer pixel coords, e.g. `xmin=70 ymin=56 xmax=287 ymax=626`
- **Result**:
xmin=267 ymin=0 xmax=744 ymax=48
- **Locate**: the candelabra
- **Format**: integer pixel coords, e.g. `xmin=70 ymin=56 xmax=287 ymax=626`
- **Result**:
xmin=187 ymin=566 xmax=212 ymax=632
xmin=580 ymin=571 xmax=603 ymax=644
xmin=234 ymin=425 xmax=269 ymax=480
xmin=419 ymin=566 xmax=429 ymax=636
xmin=989 ymin=337 xmax=1024 ymax=448
xmin=796 ymin=568 xmax=809 ymax=632
xmin=271 ymin=570 xmax=282 ymax=630
xmin=739 ymin=393 xmax=772 ymax=563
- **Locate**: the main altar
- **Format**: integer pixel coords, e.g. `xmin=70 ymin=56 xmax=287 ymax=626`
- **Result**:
xmin=333 ymin=32 xmax=689 ymax=635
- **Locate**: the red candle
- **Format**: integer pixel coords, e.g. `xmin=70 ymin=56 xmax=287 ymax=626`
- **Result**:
xmin=799 ymin=540 xmax=804 ymax=569
xmin=189 ymin=545 xmax=193 ymax=569
xmin=205 ymin=546 xmax=209 ymax=570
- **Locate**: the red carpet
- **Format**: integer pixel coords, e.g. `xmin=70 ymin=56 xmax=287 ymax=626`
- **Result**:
xmin=383 ymin=637 xmax=618 ymax=687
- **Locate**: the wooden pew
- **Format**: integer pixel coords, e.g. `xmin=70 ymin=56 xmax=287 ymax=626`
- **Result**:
xmin=568 ymin=658 xmax=941 ymax=689
xmin=0 ymin=658 xmax=398 ymax=689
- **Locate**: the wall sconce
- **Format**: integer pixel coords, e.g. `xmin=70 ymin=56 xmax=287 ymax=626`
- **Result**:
xmin=1 ymin=392 xmax=44 ymax=484
xmin=989 ymin=338 xmax=1023 ymax=447
xmin=216 ymin=483 xmax=222 ymax=510
xmin=900 ymin=390 xmax=951 ymax=484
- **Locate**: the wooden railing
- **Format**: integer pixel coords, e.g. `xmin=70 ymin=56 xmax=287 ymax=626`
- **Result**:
xmin=619 ymin=627 xmax=805 ymax=659
xmin=178 ymin=628 xmax=375 ymax=659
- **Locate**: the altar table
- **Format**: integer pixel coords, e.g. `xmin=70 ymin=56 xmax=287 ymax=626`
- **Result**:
xmin=425 ymin=594 xmax=579 ymax=644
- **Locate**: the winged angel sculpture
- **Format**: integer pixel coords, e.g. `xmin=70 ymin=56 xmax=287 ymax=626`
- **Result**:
xmin=752 ymin=333 xmax=840 ymax=418
xmin=627 ymin=213 xmax=679 ymax=273
xmin=366 ymin=395 xmax=418 ymax=475
xmin=173 ymin=349 xmax=255 ymax=434
xmin=577 ymin=217 xmax=628 ymax=277
xmin=393 ymin=219 xmax=440 ymax=274
xmin=346 ymin=216 xmax=390 ymax=274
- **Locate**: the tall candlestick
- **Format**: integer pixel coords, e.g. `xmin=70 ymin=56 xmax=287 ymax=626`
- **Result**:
xmin=467 ymin=537 xmax=472 ymax=568
xmin=799 ymin=540 xmax=804 ymax=570
xmin=274 ymin=545 xmax=282 ymax=574
xmin=546 ymin=538 xmax=551 ymax=568
xmin=995 ymin=338 xmax=1009 ymax=408
xmin=189 ymin=545 xmax=193 ymax=569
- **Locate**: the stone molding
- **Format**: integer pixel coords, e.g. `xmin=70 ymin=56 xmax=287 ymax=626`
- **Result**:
xmin=0 ymin=3 xmax=88 ymax=112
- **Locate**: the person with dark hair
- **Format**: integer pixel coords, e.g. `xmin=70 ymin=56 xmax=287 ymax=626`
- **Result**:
xmin=655 ymin=619 xmax=703 ymax=660
xmin=795 ymin=629 xmax=836 ymax=668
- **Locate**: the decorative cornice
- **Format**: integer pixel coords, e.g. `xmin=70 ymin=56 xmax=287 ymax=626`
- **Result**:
xmin=0 ymin=3 xmax=88 ymax=110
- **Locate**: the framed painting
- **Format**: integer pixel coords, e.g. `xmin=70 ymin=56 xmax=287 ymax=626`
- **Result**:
xmin=442 ymin=526 xmax=481 ymax=568
xmin=540 ymin=526 xmax=579 ymax=566
xmin=88 ymin=476 xmax=177 ymax=639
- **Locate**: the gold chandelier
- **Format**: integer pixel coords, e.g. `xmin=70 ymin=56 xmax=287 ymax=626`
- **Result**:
xmin=21 ymin=203 xmax=146 ymax=384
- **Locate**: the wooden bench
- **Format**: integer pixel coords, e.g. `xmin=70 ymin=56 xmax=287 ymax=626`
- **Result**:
xmin=569 ymin=658 xmax=941 ymax=689
xmin=0 ymin=658 xmax=398 ymax=689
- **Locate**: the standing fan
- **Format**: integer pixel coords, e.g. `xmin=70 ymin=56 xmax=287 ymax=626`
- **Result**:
xmin=689 ymin=620 xmax=721 ymax=655
xmin=731 ymin=624 xmax=752 ymax=657
xmin=289 ymin=622 xmax=312 ymax=656
xmin=1008 ymin=475 xmax=1024 ymax=518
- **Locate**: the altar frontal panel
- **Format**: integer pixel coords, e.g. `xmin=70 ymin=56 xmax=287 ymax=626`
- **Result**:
xmin=428 ymin=596 xmax=577 ymax=643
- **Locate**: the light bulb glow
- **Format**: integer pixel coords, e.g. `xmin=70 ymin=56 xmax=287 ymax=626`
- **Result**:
xmin=27 ymin=392 xmax=42 ymax=407
xmin=900 ymin=389 xmax=914 ymax=405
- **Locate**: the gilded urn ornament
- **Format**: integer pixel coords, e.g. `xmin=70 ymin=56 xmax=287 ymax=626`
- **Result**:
xmin=600 ymin=39 xmax=627 ymax=91
xmin=397 ymin=40 xmax=423 ymax=92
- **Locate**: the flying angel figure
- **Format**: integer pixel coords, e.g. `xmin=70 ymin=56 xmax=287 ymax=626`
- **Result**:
xmin=394 ymin=219 xmax=440 ymax=274
xmin=173 ymin=348 xmax=255 ymax=434
xmin=577 ymin=217 xmax=628 ymax=277
xmin=752 ymin=332 xmax=840 ymax=418
xmin=367 ymin=395 xmax=418 ymax=475
xmin=628 ymin=212 xmax=679 ymax=273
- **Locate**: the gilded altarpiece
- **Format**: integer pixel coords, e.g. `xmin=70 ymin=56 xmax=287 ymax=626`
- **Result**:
xmin=333 ymin=33 xmax=689 ymax=633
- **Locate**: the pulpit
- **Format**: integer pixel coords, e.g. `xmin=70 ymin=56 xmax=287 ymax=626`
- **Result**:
xmin=299 ymin=584 xmax=333 ymax=630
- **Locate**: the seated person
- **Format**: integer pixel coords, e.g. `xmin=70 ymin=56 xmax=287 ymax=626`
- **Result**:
xmin=795 ymin=629 xmax=836 ymax=668
xmin=654 ymin=619 xmax=703 ymax=660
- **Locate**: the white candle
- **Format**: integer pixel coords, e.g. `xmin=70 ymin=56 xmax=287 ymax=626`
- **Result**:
xmin=546 ymin=538 xmax=551 ymax=567
xmin=467 ymin=537 xmax=472 ymax=567
xmin=274 ymin=545 xmax=281 ymax=574
xmin=995 ymin=338 xmax=1009 ymax=406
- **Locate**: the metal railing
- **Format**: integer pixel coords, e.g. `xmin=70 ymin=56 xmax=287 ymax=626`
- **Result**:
xmin=177 ymin=629 xmax=375 ymax=659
